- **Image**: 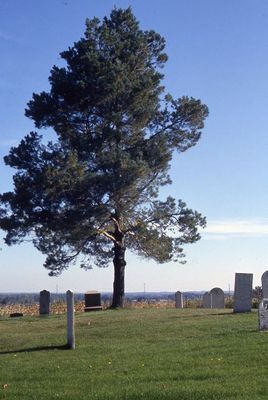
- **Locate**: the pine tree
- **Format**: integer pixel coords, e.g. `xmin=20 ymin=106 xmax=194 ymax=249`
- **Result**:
xmin=0 ymin=8 xmax=208 ymax=307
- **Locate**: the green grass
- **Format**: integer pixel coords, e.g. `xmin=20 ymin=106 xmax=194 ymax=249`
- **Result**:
xmin=0 ymin=308 xmax=267 ymax=399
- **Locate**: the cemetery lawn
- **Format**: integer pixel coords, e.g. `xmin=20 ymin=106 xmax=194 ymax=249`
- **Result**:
xmin=0 ymin=308 xmax=267 ymax=400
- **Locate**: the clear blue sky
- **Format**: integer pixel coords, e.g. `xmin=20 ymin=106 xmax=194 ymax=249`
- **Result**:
xmin=1 ymin=0 xmax=268 ymax=293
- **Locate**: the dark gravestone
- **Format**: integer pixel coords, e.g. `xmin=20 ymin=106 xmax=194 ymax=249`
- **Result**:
xmin=10 ymin=313 xmax=23 ymax=318
xmin=66 ymin=290 xmax=75 ymax=349
xmin=39 ymin=290 xmax=50 ymax=315
xmin=84 ymin=291 xmax=102 ymax=312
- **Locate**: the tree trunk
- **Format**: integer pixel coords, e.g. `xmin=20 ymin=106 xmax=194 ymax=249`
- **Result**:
xmin=111 ymin=240 xmax=126 ymax=308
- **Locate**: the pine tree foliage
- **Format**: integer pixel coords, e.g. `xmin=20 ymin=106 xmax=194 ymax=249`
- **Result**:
xmin=0 ymin=8 xmax=208 ymax=307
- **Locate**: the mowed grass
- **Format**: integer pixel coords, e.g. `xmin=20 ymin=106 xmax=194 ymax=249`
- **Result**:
xmin=0 ymin=308 xmax=268 ymax=400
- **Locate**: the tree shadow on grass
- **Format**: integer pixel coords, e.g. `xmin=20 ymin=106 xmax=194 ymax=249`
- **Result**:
xmin=0 ymin=344 xmax=69 ymax=354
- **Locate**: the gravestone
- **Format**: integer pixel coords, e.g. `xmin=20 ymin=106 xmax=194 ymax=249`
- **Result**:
xmin=39 ymin=290 xmax=50 ymax=315
xmin=210 ymin=287 xmax=225 ymax=308
xmin=66 ymin=290 xmax=75 ymax=349
xmin=84 ymin=291 xmax=102 ymax=312
xmin=233 ymin=273 xmax=253 ymax=313
xmin=261 ymin=271 xmax=268 ymax=299
xmin=10 ymin=313 xmax=23 ymax=318
xmin=202 ymin=292 xmax=212 ymax=308
xmin=259 ymin=298 xmax=268 ymax=331
xmin=175 ymin=291 xmax=184 ymax=308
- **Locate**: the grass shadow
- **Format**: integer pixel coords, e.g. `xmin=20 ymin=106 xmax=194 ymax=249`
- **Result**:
xmin=0 ymin=344 xmax=69 ymax=354
xmin=211 ymin=311 xmax=258 ymax=316
xmin=210 ymin=312 xmax=237 ymax=316
xmin=170 ymin=311 xmax=234 ymax=320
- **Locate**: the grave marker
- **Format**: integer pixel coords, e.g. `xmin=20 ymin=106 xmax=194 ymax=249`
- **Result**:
xmin=175 ymin=291 xmax=184 ymax=308
xmin=233 ymin=273 xmax=253 ymax=313
xmin=210 ymin=287 xmax=225 ymax=308
xmin=39 ymin=290 xmax=50 ymax=315
xmin=259 ymin=298 xmax=268 ymax=331
xmin=10 ymin=313 xmax=23 ymax=318
xmin=202 ymin=292 xmax=212 ymax=308
xmin=261 ymin=271 xmax=268 ymax=299
xmin=66 ymin=290 xmax=75 ymax=349
xmin=84 ymin=291 xmax=102 ymax=312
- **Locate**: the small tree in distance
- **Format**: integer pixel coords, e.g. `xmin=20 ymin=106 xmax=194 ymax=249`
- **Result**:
xmin=0 ymin=8 xmax=208 ymax=308
xmin=252 ymin=286 xmax=262 ymax=300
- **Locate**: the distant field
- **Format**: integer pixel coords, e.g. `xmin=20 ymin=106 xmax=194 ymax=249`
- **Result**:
xmin=0 ymin=308 xmax=267 ymax=400
xmin=0 ymin=300 xmax=177 ymax=316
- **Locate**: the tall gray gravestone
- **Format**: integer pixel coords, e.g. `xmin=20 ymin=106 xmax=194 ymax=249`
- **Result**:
xmin=39 ymin=290 xmax=50 ymax=315
xmin=261 ymin=271 xmax=268 ymax=299
xmin=202 ymin=292 xmax=212 ymax=308
xmin=233 ymin=273 xmax=253 ymax=313
xmin=259 ymin=298 xmax=268 ymax=331
xmin=210 ymin=287 xmax=225 ymax=308
xmin=175 ymin=291 xmax=184 ymax=308
xmin=66 ymin=290 xmax=75 ymax=349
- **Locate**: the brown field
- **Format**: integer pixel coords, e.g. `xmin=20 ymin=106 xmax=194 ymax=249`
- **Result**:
xmin=0 ymin=299 xmax=179 ymax=316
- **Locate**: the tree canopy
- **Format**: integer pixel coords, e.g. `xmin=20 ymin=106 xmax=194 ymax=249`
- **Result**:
xmin=0 ymin=8 xmax=208 ymax=307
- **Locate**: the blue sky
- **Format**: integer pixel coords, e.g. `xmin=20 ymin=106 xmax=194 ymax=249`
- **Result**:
xmin=1 ymin=0 xmax=268 ymax=293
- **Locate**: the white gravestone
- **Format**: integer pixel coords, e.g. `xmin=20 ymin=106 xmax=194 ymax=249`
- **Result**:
xmin=210 ymin=287 xmax=225 ymax=308
xmin=259 ymin=298 xmax=268 ymax=331
xmin=261 ymin=271 xmax=268 ymax=299
xmin=202 ymin=292 xmax=212 ymax=308
xmin=66 ymin=290 xmax=75 ymax=349
xmin=175 ymin=291 xmax=184 ymax=308
xmin=233 ymin=273 xmax=253 ymax=313
xmin=39 ymin=290 xmax=50 ymax=315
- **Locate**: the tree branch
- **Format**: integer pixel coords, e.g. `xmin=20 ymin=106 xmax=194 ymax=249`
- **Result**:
xmin=98 ymin=229 xmax=116 ymax=242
